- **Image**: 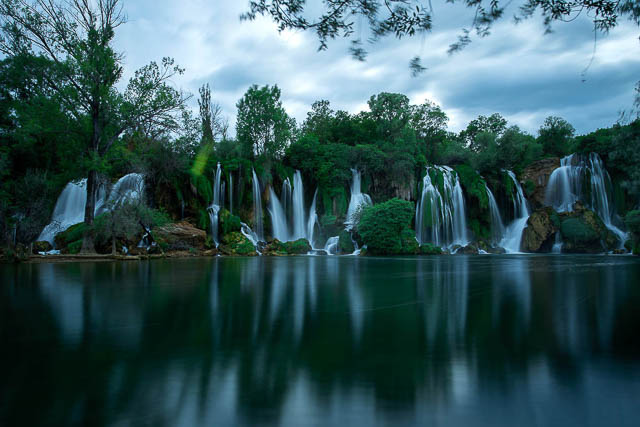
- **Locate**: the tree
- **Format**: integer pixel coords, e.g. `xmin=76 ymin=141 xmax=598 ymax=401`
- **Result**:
xmin=0 ymin=0 xmax=187 ymax=251
xmin=460 ymin=113 xmax=508 ymax=150
xmin=367 ymin=92 xmax=412 ymax=140
xmin=236 ymin=84 xmax=296 ymax=160
xmin=242 ymin=1 xmax=638 ymax=74
xmin=301 ymin=99 xmax=334 ymax=143
xmin=198 ymin=83 xmax=227 ymax=145
xmin=538 ymin=116 xmax=575 ymax=157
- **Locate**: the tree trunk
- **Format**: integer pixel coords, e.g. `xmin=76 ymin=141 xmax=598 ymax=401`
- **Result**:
xmin=111 ymin=235 xmax=116 ymax=256
xmin=80 ymin=168 xmax=98 ymax=253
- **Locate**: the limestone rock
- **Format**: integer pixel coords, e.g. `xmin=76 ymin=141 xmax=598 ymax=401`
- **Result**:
xmin=33 ymin=241 xmax=53 ymax=254
xmin=559 ymin=202 xmax=618 ymax=253
xmin=219 ymin=232 xmax=257 ymax=256
xmin=521 ymin=207 xmax=559 ymax=253
xmin=521 ymin=157 xmax=560 ymax=208
xmin=153 ymin=221 xmax=207 ymax=250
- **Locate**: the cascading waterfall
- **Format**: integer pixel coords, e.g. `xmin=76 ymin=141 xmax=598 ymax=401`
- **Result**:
xmin=500 ymin=171 xmax=530 ymax=253
xmin=545 ymin=153 xmax=627 ymax=244
xmin=345 ymin=169 xmax=372 ymax=230
xmin=324 ymin=236 xmax=339 ymax=255
xmin=252 ymin=169 xmax=264 ymax=241
xmin=485 ymin=184 xmax=505 ymax=243
xmin=208 ymin=163 xmax=223 ymax=246
xmin=229 ymin=174 xmax=233 ymax=215
xmin=38 ymin=173 xmax=144 ymax=244
xmin=415 ymin=166 xmax=468 ymax=249
xmin=268 ymin=170 xmax=317 ymax=245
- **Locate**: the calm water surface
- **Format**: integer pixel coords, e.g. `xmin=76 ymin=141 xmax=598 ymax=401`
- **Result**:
xmin=1 ymin=255 xmax=640 ymax=426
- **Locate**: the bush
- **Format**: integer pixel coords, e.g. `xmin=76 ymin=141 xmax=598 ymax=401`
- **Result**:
xmin=420 ymin=243 xmax=443 ymax=255
xmin=338 ymin=230 xmax=355 ymax=253
xmin=357 ymin=198 xmax=414 ymax=255
xmin=625 ymin=210 xmax=640 ymax=235
xmin=220 ymin=209 xmax=242 ymax=235
xmin=400 ymin=228 xmax=419 ymax=254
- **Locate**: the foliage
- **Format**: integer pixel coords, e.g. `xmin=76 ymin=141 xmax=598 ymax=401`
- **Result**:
xmin=220 ymin=209 xmax=242 ymax=235
xmin=338 ymin=230 xmax=355 ymax=254
xmin=358 ymin=198 xmax=414 ymax=255
xmin=625 ymin=210 xmax=640 ymax=235
xmin=420 ymin=243 xmax=443 ymax=255
xmin=236 ymin=84 xmax=296 ymax=160
xmin=538 ymin=116 xmax=575 ymax=157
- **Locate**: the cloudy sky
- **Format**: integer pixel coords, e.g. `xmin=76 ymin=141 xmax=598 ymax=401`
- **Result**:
xmin=114 ymin=0 xmax=640 ymax=135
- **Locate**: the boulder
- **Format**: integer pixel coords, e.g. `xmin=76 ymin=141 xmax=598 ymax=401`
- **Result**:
xmin=521 ymin=207 xmax=559 ymax=253
xmin=263 ymin=238 xmax=311 ymax=255
xmin=219 ymin=232 xmax=257 ymax=256
xmin=456 ymin=244 xmax=478 ymax=254
xmin=33 ymin=241 xmax=53 ymax=254
xmin=338 ymin=230 xmax=355 ymax=254
xmin=419 ymin=243 xmax=443 ymax=255
xmin=558 ymin=202 xmax=618 ymax=253
xmin=521 ymin=157 xmax=560 ymax=208
xmin=153 ymin=221 xmax=207 ymax=250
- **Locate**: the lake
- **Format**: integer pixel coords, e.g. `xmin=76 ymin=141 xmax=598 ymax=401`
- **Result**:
xmin=1 ymin=255 xmax=640 ymax=426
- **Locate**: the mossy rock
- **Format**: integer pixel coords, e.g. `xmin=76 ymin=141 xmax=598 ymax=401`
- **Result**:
xmin=33 ymin=241 xmax=53 ymax=253
xmin=420 ymin=243 xmax=443 ymax=255
xmin=67 ymin=240 xmax=83 ymax=255
xmin=54 ymin=222 xmax=88 ymax=248
xmin=338 ymin=230 xmax=355 ymax=254
xmin=220 ymin=232 xmax=256 ymax=256
xmin=219 ymin=209 xmax=242 ymax=235
xmin=281 ymin=238 xmax=312 ymax=255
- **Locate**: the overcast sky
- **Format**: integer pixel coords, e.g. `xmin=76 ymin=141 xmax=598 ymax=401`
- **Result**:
xmin=114 ymin=0 xmax=640 ymax=135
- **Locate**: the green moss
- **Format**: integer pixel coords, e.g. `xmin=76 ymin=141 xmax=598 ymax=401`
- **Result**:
xmin=320 ymin=215 xmax=337 ymax=227
xmin=420 ymin=243 xmax=443 ymax=255
xmin=400 ymin=228 xmax=420 ymax=254
xmin=197 ymin=209 xmax=210 ymax=231
xmin=338 ymin=230 xmax=355 ymax=253
xmin=561 ymin=218 xmax=599 ymax=243
xmin=54 ymin=221 xmax=90 ymax=248
xmin=67 ymin=240 xmax=82 ymax=254
xmin=524 ymin=180 xmax=536 ymax=197
xmin=454 ymin=164 xmax=488 ymax=210
xmin=221 ymin=232 xmax=256 ymax=255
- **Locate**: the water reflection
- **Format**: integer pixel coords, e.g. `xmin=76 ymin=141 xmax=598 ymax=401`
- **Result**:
xmin=1 ymin=255 xmax=640 ymax=426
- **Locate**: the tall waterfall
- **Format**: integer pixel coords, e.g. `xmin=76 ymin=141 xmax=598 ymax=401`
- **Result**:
xmin=268 ymin=170 xmax=317 ymax=244
xmin=252 ymin=169 xmax=264 ymax=241
xmin=415 ymin=166 xmax=468 ymax=248
xmin=345 ymin=169 xmax=372 ymax=230
xmin=545 ymin=153 xmax=627 ymax=244
xmin=229 ymin=174 xmax=233 ymax=214
xmin=38 ymin=173 xmax=144 ymax=244
xmin=307 ymin=189 xmax=318 ymax=248
xmin=485 ymin=184 xmax=505 ymax=243
xmin=500 ymin=171 xmax=530 ymax=253
xmin=208 ymin=163 xmax=223 ymax=246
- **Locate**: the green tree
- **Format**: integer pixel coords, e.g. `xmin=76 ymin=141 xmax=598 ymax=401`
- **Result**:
xmin=460 ymin=113 xmax=508 ymax=150
xmin=301 ymin=99 xmax=335 ymax=143
xmin=357 ymin=198 xmax=415 ymax=255
xmin=236 ymin=84 xmax=296 ymax=160
xmin=0 ymin=0 xmax=187 ymax=251
xmin=538 ymin=116 xmax=575 ymax=157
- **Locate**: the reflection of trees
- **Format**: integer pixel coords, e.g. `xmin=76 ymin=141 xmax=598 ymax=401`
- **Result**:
xmin=1 ymin=256 xmax=640 ymax=425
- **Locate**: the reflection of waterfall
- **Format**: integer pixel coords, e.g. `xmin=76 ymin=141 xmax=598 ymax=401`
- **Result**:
xmin=500 ymin=171 xmax=530 ymax=253
xmin=415 ymin=166 xmax=468 ymax=248
xmin=38 ymin=173 xmax=144 ymax=244
xmin=208 ymin=163 xmax=223 ymax=246
xmin=345 ymin=169 xmax=372 ymax=230
xmin=252 ymin=169 xmax=264 ymax=241
xmin=545 ymin=153 xmax=627 ymax=244
xmin=267 ymin=170 xmax=317 ymax=244
xmin=486 ymin=184 xmax=505 ymax=243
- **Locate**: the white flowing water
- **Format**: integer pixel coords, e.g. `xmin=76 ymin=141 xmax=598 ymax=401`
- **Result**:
xmin=486 ymin=184 xmax=505 ymax=243
xmin=252 ymin=169 xmax=264 ymax=241
xmin=415 ymin=166 xmax=468 ymax=249
xmin=38 ymin=173 xmax=144 ymax=245
xmin=229 ymin=174 xmax=233 ymax=215
xmin=345 ymin=169 xmax=372 ymax=231
xmin=552 ymin=233 xmax=563 ymax=253
xmin=268 ymin=170 xmax=317 ymax=244
xmin=208 ymin=163 xmax=223 ymax=246
xmin=324 ymin=236 xmax=339 ymax=255
xmin=500 ymin=171 xmax=530 ymax=253
xmin=545 ymin=153 xmax=628 ymax=245
xmin=240 ymin=222 xmax=261 ymax=253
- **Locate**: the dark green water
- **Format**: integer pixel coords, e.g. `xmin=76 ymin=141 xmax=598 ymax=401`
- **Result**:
xmin=1 ymin=255 xmax=640 ymax=426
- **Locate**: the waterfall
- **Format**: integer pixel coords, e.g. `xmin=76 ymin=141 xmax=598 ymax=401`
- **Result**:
xmin=324 ymin=236 xmax=339 ymax=255
xmin=252 ymin=169 xmax=264 ymax=241
xmin=229 ymin=174 xmax=233 ymax=214
xmin=545 ymin=153 xmax=627 ymax=244
xmin=345 ymin=169 xmax=372 ymax=230
xmin=552 ymin=233 xmax=563 ymax=253
xmin=415 ymin=166 xmax=468 ymax=248
xmin=38 ymin=174 xmax=144 ymax=244
xmin=268 ymin=188 xmax=289 ymax=242
xmin=208 ymin=163 xmax=223 ymax=246
xmin=267 ymin=170 xmax=317 ymax=244
xmin=292 ymin=171 xmax=307 ymax=240
xmin=500 ymin=170 xmax=530 ymax=253
xmin=486 ymin=184 xmax=505 ymax=243
xmin=307 ymin=189 xmax=318 ymax=248
xmin=240 ymin=222 xmax=261 ymax=253
xmin=38 ymin=180 xmax=92 ymax=244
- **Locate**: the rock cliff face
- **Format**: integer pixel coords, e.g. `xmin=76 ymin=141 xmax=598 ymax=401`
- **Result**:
xmin=521 ymin=157 xmax=560 ymax=208
xmin=522 ymin=207 xmax=559 ymax=253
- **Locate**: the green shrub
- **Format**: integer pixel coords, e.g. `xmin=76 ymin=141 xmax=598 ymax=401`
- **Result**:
xmin=67 ymin=240 xmax=82 ymax=254
xmin=54 ymin=222 xmax=89 ymax=248
xmin=338 ymin=230 xmax=355 ymax=253
xmin=358 ymin=198 xmax=414 ymax=255
xmin=400 ymin=228 xmax=419 ymax=254
xmin=420 ymin=243 xmax=443 ymax=255
xmin=625 ymin=210 xmax=640 ymax=235
xmin=220 ymin=209 xmax=242 ymax=235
